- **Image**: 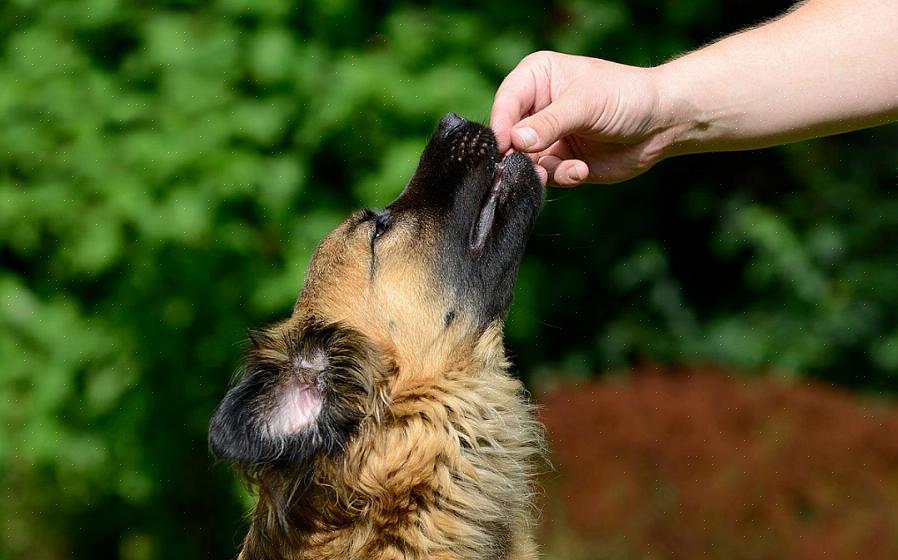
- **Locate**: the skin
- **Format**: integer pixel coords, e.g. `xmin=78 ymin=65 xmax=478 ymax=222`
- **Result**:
xmin=490 ymin=0 xmax=898 ymax=187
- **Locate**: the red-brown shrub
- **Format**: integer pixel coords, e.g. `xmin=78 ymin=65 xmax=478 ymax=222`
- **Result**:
xmin=538 ymin=369 xmax=898 ymax=560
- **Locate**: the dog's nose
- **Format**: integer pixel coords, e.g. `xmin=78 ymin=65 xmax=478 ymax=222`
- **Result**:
xmin=438 ymin=112 xmax=467 ymax=138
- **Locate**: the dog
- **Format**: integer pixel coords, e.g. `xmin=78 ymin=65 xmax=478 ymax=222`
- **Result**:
xmin=209 ymin=113 xmax=545 ymax=560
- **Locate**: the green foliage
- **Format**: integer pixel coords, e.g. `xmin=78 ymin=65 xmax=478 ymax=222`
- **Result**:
xmin=0 ymin=0 xmax=895 ymax=558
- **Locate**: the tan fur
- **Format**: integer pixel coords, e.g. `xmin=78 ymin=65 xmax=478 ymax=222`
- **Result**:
xmin=235 ymin=209 xmax=544 ymax=559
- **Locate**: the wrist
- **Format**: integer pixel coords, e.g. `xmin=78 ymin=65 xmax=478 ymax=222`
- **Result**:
xmin=649 ymin=59 xmax=724 ymax=159
xmin=648 ymin=62 xmax=696 ymax=159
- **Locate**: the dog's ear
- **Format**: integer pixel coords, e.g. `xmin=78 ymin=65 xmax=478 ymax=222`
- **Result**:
xmin=208 ymin=328 xmax=324 ymax=467
xmin=208 ymin=323 xmax=377 ymax=468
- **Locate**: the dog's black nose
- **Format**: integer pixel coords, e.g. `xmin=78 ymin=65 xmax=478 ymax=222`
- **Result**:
xmin=438 ymin=112 xmax=467 ymax=138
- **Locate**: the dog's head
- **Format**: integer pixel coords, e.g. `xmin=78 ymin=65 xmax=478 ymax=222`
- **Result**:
xmin=209 ymin=113 xmax=543 ymax=469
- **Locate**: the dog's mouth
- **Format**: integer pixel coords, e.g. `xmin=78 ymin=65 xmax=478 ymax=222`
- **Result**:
xmin=468 ymin=151 xmax=538 ymax=256
xmin=392 ymin=114 xmax=541 ymax=263
xmin=385 ymin=113 xmax=543 ymax=321
xmin=469 ymin=156 xmax=508 ymax=254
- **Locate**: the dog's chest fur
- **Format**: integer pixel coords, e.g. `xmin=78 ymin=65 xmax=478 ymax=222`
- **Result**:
xmin=240 ymin=361 xmax=542 ymax=560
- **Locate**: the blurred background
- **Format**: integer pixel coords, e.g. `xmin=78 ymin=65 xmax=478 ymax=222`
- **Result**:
xmin=1 ymin=0 xmax=897 ymax=558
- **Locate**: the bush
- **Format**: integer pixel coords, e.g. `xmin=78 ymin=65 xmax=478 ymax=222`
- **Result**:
xmin=540 ymin=369 xmax=898 ymax=560
xmin=1 ymin=0 xmax=895 ymax=557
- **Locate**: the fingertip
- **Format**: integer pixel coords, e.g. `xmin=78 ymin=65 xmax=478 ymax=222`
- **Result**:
xmin=567 ymin=161 xmax=588 ymax=183
xmin=490 ymin=81 xmax=529 ymax=154
xmin=554 ymin=160 xmax=588 ymax=187
xmin=490 ymin=117 xmax=511 ymax=153
xmin=510 ymin=127 xmax=545 ymax=153
xmin=511 ymin=126 xmax=539 ymax=152
xmin=551 ymin=172 xmax=578 ymax=187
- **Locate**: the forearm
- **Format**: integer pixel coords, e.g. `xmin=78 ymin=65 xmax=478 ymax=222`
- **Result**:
xmin=653 ymin=0 xmax=898 ymax=156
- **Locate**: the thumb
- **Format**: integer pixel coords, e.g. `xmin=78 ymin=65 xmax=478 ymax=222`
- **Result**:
xmin=511 ymin=97 xmax=582 ymax=152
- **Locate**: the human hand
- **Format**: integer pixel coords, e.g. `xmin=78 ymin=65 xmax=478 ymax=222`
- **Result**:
xmin=490 ymin=51 xmax=671 ymax=186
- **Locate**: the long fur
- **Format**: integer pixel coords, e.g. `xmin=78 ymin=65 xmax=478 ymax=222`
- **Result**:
xmin=210 ymin=114 xmax=546 ymax=559
xmin=238 ymin=328 xmax=544 ymax=560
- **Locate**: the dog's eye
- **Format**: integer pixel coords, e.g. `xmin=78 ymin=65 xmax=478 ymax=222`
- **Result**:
xmin=372 ymin=212 xmax=393 ymax=242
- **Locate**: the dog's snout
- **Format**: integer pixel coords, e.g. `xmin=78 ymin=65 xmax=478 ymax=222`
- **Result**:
xmin=438 ymin=112 xmax=466 ymax=139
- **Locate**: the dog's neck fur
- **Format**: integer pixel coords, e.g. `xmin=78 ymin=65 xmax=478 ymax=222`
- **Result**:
xmin=239 ymin=333 xmax=543 ymax=560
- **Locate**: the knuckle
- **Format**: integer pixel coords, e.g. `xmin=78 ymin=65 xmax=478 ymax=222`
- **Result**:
xmin=521 ymin=50 xmax=555 ymax=67
xmin=538 ymin=110 xmax=563 ymax=136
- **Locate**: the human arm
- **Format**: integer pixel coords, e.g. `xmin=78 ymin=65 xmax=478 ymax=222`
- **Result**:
xmin=489 ymin=0 xmax=898 ymax=186
xmin=658 ymin=0 xmax=898 ymax=157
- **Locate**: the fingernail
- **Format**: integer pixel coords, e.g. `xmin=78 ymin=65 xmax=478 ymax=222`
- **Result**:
xmin=567 ymin=168 xmax=583 ymax=182
xmin=514 ymin=127 xmax=538 ymax=149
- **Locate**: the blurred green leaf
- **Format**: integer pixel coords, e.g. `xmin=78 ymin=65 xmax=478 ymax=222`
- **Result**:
xmin=1 ymin=1 xmax=897 ymax=558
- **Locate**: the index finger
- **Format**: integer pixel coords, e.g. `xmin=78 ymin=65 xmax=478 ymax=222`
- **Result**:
xmin=490 ymin=61 xmax=540 ymax=153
